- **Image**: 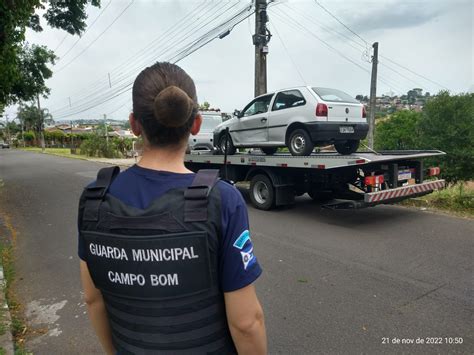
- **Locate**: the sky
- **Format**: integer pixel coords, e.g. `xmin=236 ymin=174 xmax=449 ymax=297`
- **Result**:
xmin=3 ymin=0 xmax=473 ymax=122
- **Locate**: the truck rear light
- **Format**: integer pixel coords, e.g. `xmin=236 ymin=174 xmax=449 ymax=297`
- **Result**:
xmin=427 ymin=167 xmax=440 ymax=176
xmin=315 ymin=103 xmax=328 ymax=117
xmin=362 ymin=106 xmax=367 ymax=118
xmin=365 ymin=175 xmax=384 ymax=186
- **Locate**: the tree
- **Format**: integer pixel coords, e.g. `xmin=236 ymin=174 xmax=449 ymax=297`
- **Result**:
xmin=17 ymin=103 xmax=53 ymax=135
xmin=0 ymin=1 xmax=101 ymax=109
xmin=199 ymin=101 xmax=210 ymax=110
xmin=374 ymin=110 xmax=422 ymax=150
xmin=418 ymin=91 xmax=474 ymax=183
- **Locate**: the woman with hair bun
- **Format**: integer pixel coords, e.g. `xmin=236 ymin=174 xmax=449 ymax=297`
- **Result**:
xmin=78 ymin=62 xmax=267 ymax=354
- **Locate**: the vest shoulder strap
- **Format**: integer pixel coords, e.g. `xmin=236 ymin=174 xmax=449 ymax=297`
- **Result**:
xmin=184 ymin=169 xmax=220 ymax=222
xmin=83 ymin=166 xmax=120 ymax=222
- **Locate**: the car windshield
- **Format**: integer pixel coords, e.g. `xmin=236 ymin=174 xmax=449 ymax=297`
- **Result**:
xmin=200 ymin=114 xmax=222 ymax=131
xmin=312 ymin=87 xmax=359 ymax=103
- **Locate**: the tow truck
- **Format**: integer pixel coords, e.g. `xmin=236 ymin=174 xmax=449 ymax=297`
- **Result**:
xmin=184 ymin=149 xmax=445 ymax=210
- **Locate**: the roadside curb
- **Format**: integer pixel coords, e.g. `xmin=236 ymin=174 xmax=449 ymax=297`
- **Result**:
xmin=0 ymin=266 xmax=14 ymax=355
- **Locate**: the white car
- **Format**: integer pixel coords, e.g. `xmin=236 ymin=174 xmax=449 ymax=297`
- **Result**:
xmin=188 ymin=111 xmax=223 ymax=151
xmin=213 ymin=86 xmax=368 ymax=155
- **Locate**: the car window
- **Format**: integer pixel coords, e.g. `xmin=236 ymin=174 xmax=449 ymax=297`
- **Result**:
xmin=272 ymin=90 xmax=306 ymax=111
xmin=312 ymin=87 xmax=359 ymax=103
xmin=200 ymin=114 xmax=222 ymax=131
xmin=242 ymin=94 xmax=274 ymax=117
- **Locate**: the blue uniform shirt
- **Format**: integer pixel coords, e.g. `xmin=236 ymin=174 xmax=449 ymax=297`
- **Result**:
xmin=78 ymin=164 xmax=262 ymax=292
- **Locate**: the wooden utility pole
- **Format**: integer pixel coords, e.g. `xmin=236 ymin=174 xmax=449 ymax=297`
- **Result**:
xmin=253 ymin=0 xmax=270 ymax=97
xmin=5 ymin=114 xmax=10 ymax=144
xmin=36 ymin=94 xmax=45 ymax=153
xmin=368 ymin=42 xmax=378 ymax=149
xmin=103 ymin=114 xmax=108 ymax=147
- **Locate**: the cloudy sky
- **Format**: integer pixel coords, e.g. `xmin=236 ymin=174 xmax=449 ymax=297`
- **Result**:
xmin=4 ymin=0 xmax=473 ymax=122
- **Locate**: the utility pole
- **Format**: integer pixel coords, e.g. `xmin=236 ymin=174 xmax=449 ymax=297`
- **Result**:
xmin=36 ymin=94 xmax=45 ymax=153
xmin=5 ymin=114 xmax=10 ymax=144
xmin=21 ymin=115 xmax=25 ymax=147
xmin=103 ymin=114 xmax=108 ymax=147
xmin=70 ymin=120 xmax=75 ymax=152
xmin=108 ymin=73 xmax=112 ymax=88
xmin=253 ymin=0 xmax=270 ymax=97
xmin=368 ymin=42 xmax=379 ymax=149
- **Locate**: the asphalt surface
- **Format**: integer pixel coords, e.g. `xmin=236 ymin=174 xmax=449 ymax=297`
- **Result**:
xmin=0 ymin=149 xmax=472 ymax=354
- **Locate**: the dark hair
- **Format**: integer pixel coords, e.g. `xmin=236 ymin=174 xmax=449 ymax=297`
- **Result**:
xmin=132 ymin=62 xmax=198 ymax=147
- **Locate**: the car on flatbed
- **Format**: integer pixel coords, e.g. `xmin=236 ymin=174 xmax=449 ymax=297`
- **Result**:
xmin=213 ymin=86 xmax=368 ymax=156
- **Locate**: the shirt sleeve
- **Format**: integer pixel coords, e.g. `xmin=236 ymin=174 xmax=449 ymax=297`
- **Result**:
xmin=218 ymin=182 xmax=262 ymax=292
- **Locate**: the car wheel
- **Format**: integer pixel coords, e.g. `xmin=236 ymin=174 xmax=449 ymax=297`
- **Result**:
xmin=261 ymin=147 xmax=277 ymax=155
xmin=334 ymin=140 xmax=359 ymax=155
xmin=288 ymin=129 xmax=314 ymax=156
xmin=249 ymin=174 xmax=275 ymax=210
xmin=218 ymin=134 xmax=236 ymax=155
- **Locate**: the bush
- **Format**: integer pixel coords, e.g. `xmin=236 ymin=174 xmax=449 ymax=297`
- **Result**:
xmin=374 ymin=110 xmax=421 ymax=150
xmin=80 ymin=134 xmax=120 ymax=158
xmin=417 ymin=91 xmax=474 ymax=183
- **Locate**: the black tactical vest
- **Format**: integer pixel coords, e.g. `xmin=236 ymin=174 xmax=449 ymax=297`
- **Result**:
xmin=78 ymin=167 xmax=237 ymax=354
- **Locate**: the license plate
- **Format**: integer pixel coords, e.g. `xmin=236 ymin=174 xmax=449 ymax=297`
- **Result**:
xmin=339 ymin=126 xmax=354 ymax=134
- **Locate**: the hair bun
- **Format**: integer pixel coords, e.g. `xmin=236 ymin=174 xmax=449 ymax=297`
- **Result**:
xmin=153 ymin=85 xmax=194 ymax=127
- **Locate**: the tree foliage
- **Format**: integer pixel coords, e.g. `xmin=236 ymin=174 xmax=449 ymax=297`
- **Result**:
xmin=375 ymin=92 xmax=474 ymax=183
xmin=0 ymin=0 xmax=100 ymax=108
xmin=374 ymin=110 xmax=422 ymax=150
xmin=17 ymin=103 xmax=53 ymax=133
xmin=418 ymin=91 xmax=474 ymax=183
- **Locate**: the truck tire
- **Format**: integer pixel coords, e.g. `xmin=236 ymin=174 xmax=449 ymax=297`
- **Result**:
xmin=288 ymin=129 xmax=314 ymax=156
xmin=218 ymin=134 xmax=236 ymax=155
xmin=261 ymin=147 xmax=278 ymax=155
xmin=249 ymin=174 xmax=275 ymax=210
xmin=334 ymin=140 xmax=359 ymax=155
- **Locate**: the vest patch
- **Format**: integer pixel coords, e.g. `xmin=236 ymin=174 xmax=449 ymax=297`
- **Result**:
xmin=83 ymin=231 xmax=212 ymax=300
xmin=233 ymin=230 xmax=250 ymax=249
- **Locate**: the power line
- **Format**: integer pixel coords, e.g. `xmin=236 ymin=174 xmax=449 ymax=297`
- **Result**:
xmin=55 ymin=0 xmax=135 ymax=73
xmin=51 ymin=1 xmax=237 ymax=117
xmin=313 ymin=0 xmax=368 ymax=46
xmin=56 ymin=0 xmax=113 ymax=61
xmin=312 ymin=0 xmax=449 ymax=91
xmin=49 ymin=0 xmax=225 ymax=113
xmin=48 ymin=0 xmax=212 ymax=110
xmin=51 ymin=3 xmax=255 ymax=119
xmin=268 ymin=21 xmax=307 ymax=86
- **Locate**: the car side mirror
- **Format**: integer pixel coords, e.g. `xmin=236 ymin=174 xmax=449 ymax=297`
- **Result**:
xmin=233 ymin=109 xmax=241 ymax=118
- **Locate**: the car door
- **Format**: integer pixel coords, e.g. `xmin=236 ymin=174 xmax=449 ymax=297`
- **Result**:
xmin=267 ymin=89 xmax=307 ymax=144
xmin=232 ymin=94 xmax=273 ymax=145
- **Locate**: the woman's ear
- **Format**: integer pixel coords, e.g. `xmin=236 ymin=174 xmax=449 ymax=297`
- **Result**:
xmin=190 ymin=113 xmax=202 ymax=136
xmin=129 ymin=113 xmax=141 ymax=137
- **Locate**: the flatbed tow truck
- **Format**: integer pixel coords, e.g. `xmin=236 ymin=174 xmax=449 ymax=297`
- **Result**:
xmin=184 ymin=150 xmax=446 ymax=210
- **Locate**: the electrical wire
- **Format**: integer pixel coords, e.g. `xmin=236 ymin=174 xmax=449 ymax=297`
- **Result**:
xmin=52 ymin=2 xmax=255 ymax=119
xmin=49 ymin=1 xmax=228 ymax=113
xmin=55 ymin=0 xmax=135 ymax=73
xmin=56 ymin=0 xmax=113 ymax=62
xmin=47 ymin=0 xmax=213 ymax=110
xmin=268 ymin=21 xmax=307 ymax=86
xmin=50 ymin=1 xmax=238 ymax=117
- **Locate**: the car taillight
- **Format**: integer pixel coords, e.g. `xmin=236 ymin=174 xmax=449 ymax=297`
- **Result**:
xmin=316 ymin=103 xmax=328 ymax=117
xmin=362 ymin=106 xmax=367 ymax=118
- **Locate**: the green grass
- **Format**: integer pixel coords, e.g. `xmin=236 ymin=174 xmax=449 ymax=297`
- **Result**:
xmin=17 ymin=147 xmax=88 ymax=160
xmin=403 ymin=183 xmax=474 ymax=217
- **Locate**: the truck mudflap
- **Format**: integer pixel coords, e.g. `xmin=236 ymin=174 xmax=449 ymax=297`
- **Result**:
xmin=364 ymin=179 xmax=445 ymax=204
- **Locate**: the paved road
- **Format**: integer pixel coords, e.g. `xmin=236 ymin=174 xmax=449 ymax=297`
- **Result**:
xmin=0 ymin=149 xmax=472 ymax=354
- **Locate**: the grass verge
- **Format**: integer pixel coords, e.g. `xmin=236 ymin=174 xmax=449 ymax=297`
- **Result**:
xmin=0 ymin=212 xmax=30 ymax=354
xmin=17 ymin=147 xmax=88 ymax=160
xmin=402 ymin=183 xmax=474 ymax=217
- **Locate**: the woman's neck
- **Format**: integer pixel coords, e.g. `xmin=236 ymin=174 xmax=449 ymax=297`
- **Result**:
xmin=137 ymin=145 xmax=192 ymax=174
